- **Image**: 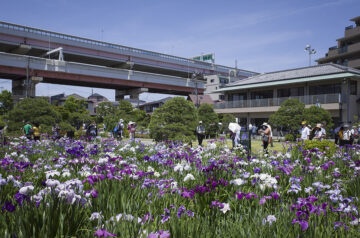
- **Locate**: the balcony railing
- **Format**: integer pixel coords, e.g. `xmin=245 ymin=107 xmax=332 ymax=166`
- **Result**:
xmin=214 ymin=94 xmax=341 ymax=109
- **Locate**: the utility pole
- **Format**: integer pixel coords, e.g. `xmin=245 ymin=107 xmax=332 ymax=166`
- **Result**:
xmin=192 ymin=73 xmax=201 ymax=108
xmin=26 ymin=56 xmax=30 ymax=98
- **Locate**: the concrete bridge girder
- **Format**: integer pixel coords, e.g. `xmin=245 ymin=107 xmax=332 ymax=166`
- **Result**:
xmin=11 ymin=76 xmax=42 ymax=98
xmin=0 ymin=52 xmax=205 ymax=100
xmin=115 ymin=88 xmax=148 ymax=101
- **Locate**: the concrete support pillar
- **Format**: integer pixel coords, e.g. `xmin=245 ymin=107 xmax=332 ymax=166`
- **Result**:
xmin=115 ymin=89 xmax=125 ymax=101
xmin=115 ymin=88 xmax=148 ymax=101
xmin=129 ymin=93 xmax=139 ymax=100
xmin=12 ymin=77 xmax=41 ymax=99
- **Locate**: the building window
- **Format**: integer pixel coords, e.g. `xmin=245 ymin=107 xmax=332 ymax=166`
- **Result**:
xmin=251 ymin=90 xmax=273 ymax=99
xmin=219 ymin=95 xmax=225 ymax=100
xmin=309 ymin=83 xmax=341 ymax=95
xmin=351 ymin=80 xmax=357 ymax=95
xmin=210 ymin=79 xmax=214 ymax=83
xmin=229 ymin=93 xmax=247 ymax=101
xmin=277 ymin=87 xmax=304 ymax=97
xmin=220 ymin=78 xmax=229 ymax=84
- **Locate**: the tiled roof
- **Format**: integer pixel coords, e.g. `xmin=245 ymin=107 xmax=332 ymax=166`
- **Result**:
xmin=139 ymin=97 xmax=173 ymax=106
xmin=188 ymin=94 xmax=214 ymax=105
xmin=226 ymin=63 xmax=360 ymax=87
xmin=88 ymin=93 xmax=107 ymax=98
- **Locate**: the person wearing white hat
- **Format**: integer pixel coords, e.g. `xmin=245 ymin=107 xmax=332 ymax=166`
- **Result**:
xmin=313 ymin=123 xmax=324 ymax=141
xmin=261 ymin=123 xmax=271 ymax=153
xmin=113 ymin=119 xmax=124 ymax=140
xmin=196 ymin=121 xmax=206 ymax=146
xmin=128 ymin=121 xmax=136 ymax=140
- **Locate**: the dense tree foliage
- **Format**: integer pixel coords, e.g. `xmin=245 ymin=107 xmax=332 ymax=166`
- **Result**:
xmin=61 ymin=96 xmax=91 ymax=129
xmin=149 ymin=97 xmax=197 ymax=142
xmin=269 ymin=99 xmax=305 ymax=134
xmin=303 ymin=105 xmax=334 ymax=132
xmin=96 ymin=102 xmax=116 ymax=123
xmin=117 ymin=100 xmax=135 ymax=122
xmin=8 ymin=98 xmax=61 ymax=132
xmin=0 ymin=90 xmax=13 ymax=116
xmin=197 ymin=103 xmax=219 ymax=137
xmin=133 ymin=109 xmax=150 ymax=133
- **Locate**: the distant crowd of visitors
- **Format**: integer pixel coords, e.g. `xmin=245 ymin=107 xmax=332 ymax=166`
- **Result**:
xmin=22 ymin=119 xmax=138 ymax=142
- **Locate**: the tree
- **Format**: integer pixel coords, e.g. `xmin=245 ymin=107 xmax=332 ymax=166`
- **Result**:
xmin=7 ymin=98 xmax=61 ymax=132
xmin=197 ymin=103 xmax=218 ymax=137
xmin=96 ymin=102 xmax=116 ymax=123
xmin=117 ymin=100 xmax=134 ymax=123
xmin=303 ymin=106 xmax=333 ymax=133
xmin=63 ymin=96 xmax=87 ymax=114
xmin=149 ymin=97 xmax=197 ymax=142
xmin=218 ymin=114 xmax=236 ymax=134
xmin=269 ymin=99 xmax=305 ymax=135
xmin=133 ymin=108 xmax=150 ymax=133
xmin=62 ymin=96 xmax=91 ymax=129
xmin=0 ymin=90 xmax=13 ymax=116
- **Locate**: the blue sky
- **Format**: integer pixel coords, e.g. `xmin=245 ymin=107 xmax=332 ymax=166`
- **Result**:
xmin=0 ymin=0 xmax=359 ymax=101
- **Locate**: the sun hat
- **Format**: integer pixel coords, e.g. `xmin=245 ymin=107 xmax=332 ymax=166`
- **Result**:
xmin=199 ymin=121 xmax=202 ymax=124
xmin=301 ymin=121 xmax=306 ymax=125
xmin=316 ymin=123 xmax=322 ymax=128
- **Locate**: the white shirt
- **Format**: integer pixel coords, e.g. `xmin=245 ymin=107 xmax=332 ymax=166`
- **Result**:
xmin=301 ymin=126 xmax=310 ymax=140
xmin=268 ymin=125 xmax=273 ymax=137
xmin=320 ymin=128 xmax=326 ymax=138
xmin=343 ymin=129 xmax=352 ymax=141
xmin=314 ymin=129 xmax=324 ymax=139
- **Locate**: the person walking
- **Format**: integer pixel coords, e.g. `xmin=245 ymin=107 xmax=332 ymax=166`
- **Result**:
xmin=114 ymin=119 xmax=124 ymax=141
xmin=52 ymin=123 xmax=61 ymax=140
xmin=334 ymin=125 xmax=341 ymax=144
xmin=33 ymin=122 xmax=41 ymax=141
xmin=128 ymin=121 xmax=136 ymax=140
xmin=23 ymin=121 xmax=33 ymax=140
xmin=196 ymin=121 xmax=206 ymax=146
xmin=86 ymin=122 xmax=97 ymax=141
xmin=251 ymin=125 xmax=257 ymax=139
xmin=300 ymin=121 xmax=310 ymax=140
xmin=261 ymin=123 xmax=271 ymax=153
xmin=339 ymin=123 xmax=352 ymax=146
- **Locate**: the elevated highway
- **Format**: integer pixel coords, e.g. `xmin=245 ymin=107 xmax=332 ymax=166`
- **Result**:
xmin=0 ymin=21 xmax=257 ymax=99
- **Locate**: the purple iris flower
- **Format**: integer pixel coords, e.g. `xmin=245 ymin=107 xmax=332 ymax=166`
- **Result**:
xmin=253 ymin=167 xmax=261 ymax=173
xmin=94 ymin=229 xmax=117 ymax=237
xmin=2 ymin=201 xmax=16 ymax=212
xmin=177 ymin=205 xmax=186 ymax=218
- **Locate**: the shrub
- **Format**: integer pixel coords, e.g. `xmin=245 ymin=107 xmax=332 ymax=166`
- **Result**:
xmin=301 ymin=140 xmax=336 ymax=158
xmin=284 ymin=134 xmax=295 ymax=142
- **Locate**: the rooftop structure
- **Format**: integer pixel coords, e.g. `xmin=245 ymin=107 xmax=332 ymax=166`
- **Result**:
xmin=139 ymin=97 xmax=173 ymax=113
xmin=214 ymin=63 xmax=360 ymax=126
xmin=317 ymin=16 xmax=360 ymax=69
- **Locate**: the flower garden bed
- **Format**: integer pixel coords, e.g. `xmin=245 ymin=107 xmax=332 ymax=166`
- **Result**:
xmin=0 ymin=137 xmax=359 ymax=237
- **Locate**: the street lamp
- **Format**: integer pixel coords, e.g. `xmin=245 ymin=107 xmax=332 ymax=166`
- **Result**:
xmin=304 ymin=45 xmax=316 ymax=66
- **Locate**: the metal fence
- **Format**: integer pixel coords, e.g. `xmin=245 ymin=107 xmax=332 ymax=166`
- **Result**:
xmin=214 ymin=94 xmax=341 ymax=109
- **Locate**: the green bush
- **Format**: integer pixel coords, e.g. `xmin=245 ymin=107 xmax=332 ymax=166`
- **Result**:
xmin=301 ymin=140 xmax=336 ymax=158
xmin=284 ymin=134 xmax=295 ymax=142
